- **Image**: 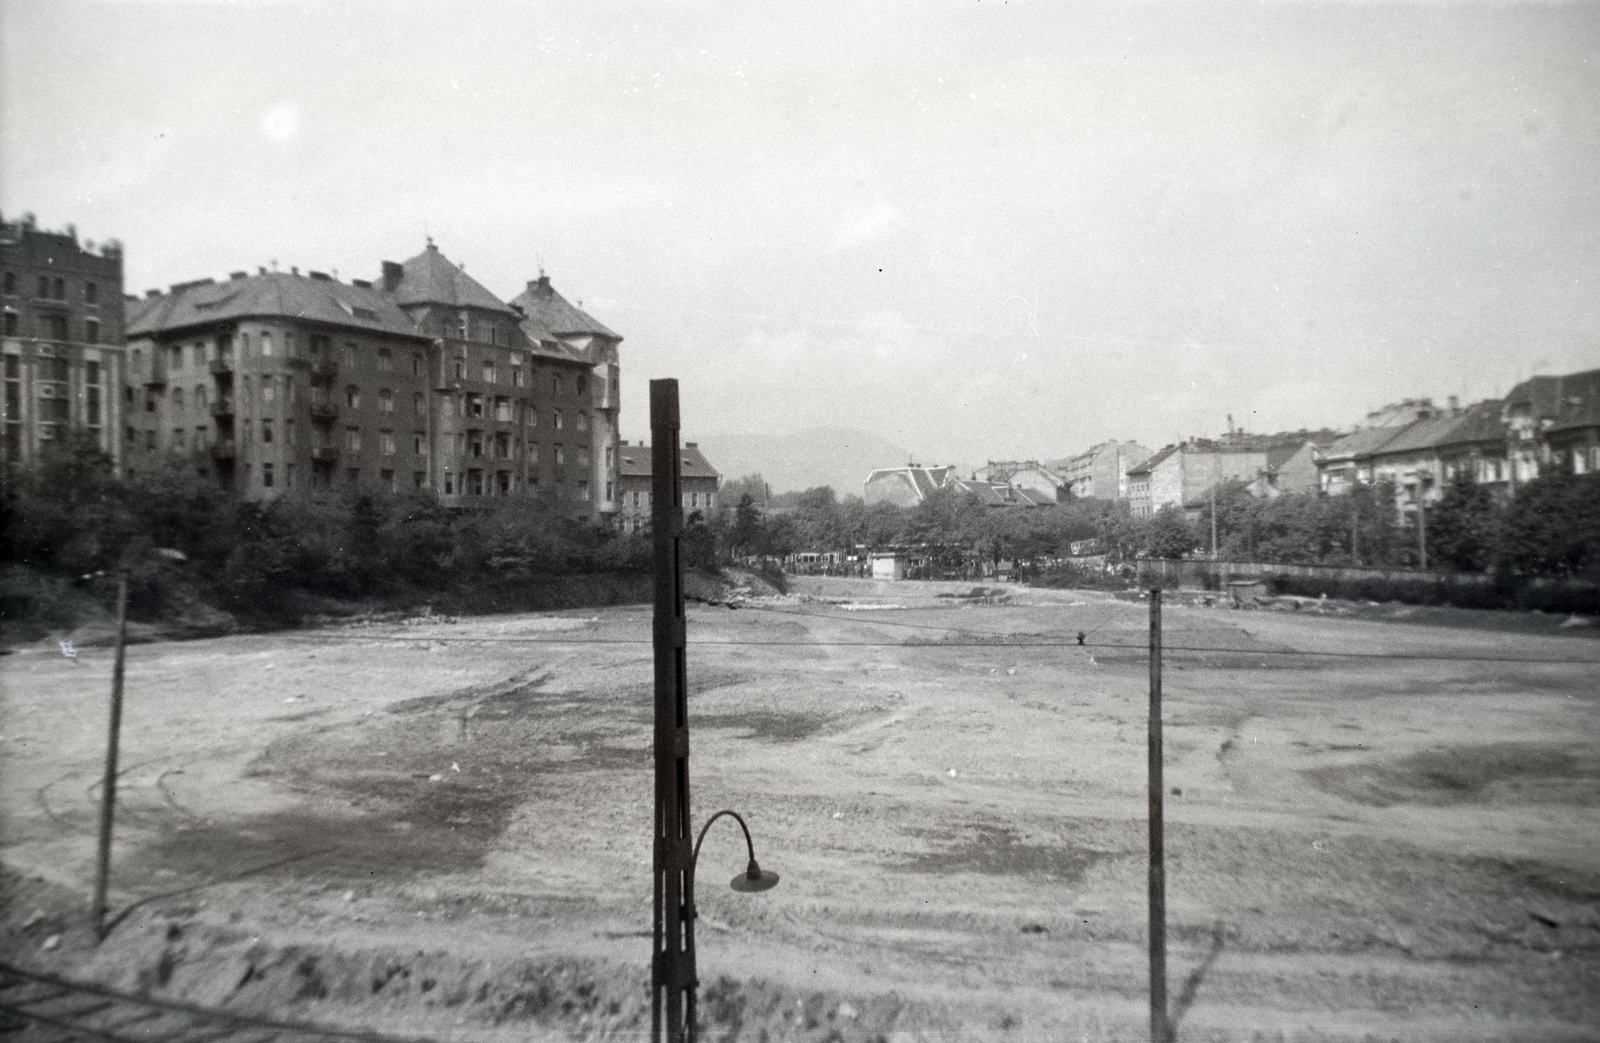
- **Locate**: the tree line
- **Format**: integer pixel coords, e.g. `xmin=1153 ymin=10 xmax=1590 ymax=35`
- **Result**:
xmin=2 ymin=435 xmax=650 ymax=623
xmin=700 ymin=470 xmax=1600 ymax=581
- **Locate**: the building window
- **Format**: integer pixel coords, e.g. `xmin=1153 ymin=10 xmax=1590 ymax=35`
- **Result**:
xmin=262 ymin=419 xmax=274 ymax=443
xmin=263 ymin=463 xmax=275 ymax=488
xmin=379 ymin=389 xmax=394 ymax=413
xmin=511 ymin=366 xmax=523 ymax=387
xmin=262 ymin=376 xmax=276 ymax=403
xmin=286 ymin=463 xmax=295 ymax=489
xmin=527 ymin=408 xmax=537 ymax=428
xmin=413 ymin=391 xmax=424 ymax=415
xmin=411 ymin=432 xmax=425 ymax=456
xmin=346 ymin=468 xmax=360 ymax=484
xmin=494 ymin=431 xmax=510 ymax=458
xmin=606 ymin=480 xmax=614 ymax=501
xmin=414 ymin=471 xmax=426 ymax=489
xmin=48 ymin=315 xmax=68 ymax=340
xmin=494 ymin=397 xmax=511 ymax=422
xmin=195 ymin=384 xmax=207 ymax=409
xmin=173 ymin=428 xmax=185 ymax=449
xmin=36 ymin=276 xmax=48 ymax=298
xmin=554 ymin=444 xmax=565 ymax=465
xmin=554 ymin=410 xmax=563 ymax=430
xmin=467 ymin=393 xmax=483 ymax=417
xmin=443 ymin=471 xmax=454 ymax=495
xmin=553 ymin=375 xmax=564 ymax=396
xmin=173 ymin=387 xmax=185 ymax=411
xmin=633 ymin=492 xmax=641 ymax=508
xmin=345 ymin=426 xmax=361 ymax=451
xmin=53 ymin=278 xmax=64 ymax=300
xmin=342 ymin=342 xmax=358 ymax=366
xmin=497 ymin=470 xmax=511 ymax=495
xmin=242 ymin=376 xmax=253 ymax=405
xmin=85 ymin=319 xmax=99 ymax=344
xmin=377 ymin=348 xmax=393 ymax=371
xmin=3 ymin=312 xmax=15 ymax=336
xmin=85 ymin=282 xmax=98 ymax=304
xmin=286 ymin=419 xmax=296 ymax=446
xmin=482 ymin=360 xmax=496 ymax=383
xmin=258 ymin=332 xmax=273 ymax=357
xmin=412 ymin=353 xmax=424 ymax=376
xmin=453 ymin=357 xmax=466 ymax=379
xmin=382 ymin=469 xmax=396 ymax=492
xmin=380 ymin=429 xmax=395 ymax=455
xmin=579 ymin=480 xmax=590 ymax=501
xmin=467 ymin=469 xmax=484 ymax=495
xmin=3 ymin=272 xmax=13 ymax=294
xmin=345 ymin=385 xmax=360 ymax=408
xmin=469 ymin=430 xmax=484 ymax=458
xmin=577 ymin=411 xmax=587 ymax=431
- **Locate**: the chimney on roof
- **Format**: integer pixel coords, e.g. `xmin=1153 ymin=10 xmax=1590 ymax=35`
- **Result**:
xmin=381 ymin=261 xmax=403 ymax=292
xmin=145 ymin=289 xmax=160 ymax=299
xmin=1448 ymin=395 xmax=1459 ymax=413
xmin=230 ymin=271 xmax=247 ymax=281
xmin=527 ymin=275 xmax=552 ymax=296
xmin=685 ymin=442 xmax=697 ymax=448
xmin=258 ymin=266 xmax=267 ymax=275
xmin=291 ymin=266 xmax=299 ymax=276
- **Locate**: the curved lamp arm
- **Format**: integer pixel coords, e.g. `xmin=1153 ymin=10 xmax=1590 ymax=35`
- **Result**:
xmin=692 ymin=809 xmax=779 ymax=893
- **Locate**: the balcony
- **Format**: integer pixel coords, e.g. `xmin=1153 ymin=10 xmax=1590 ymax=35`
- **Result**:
xmin=209 ymin=398 xmax=235 ymax=418
xmin=209 ymin=441 xmax=237 ymax=461
xmin=312 ymin=446 xmax=340 ymax=463
xmin=210 ymin=358 xmax=234 ymax=376
xmin=308 ymin=401 xmax=338 ymax=421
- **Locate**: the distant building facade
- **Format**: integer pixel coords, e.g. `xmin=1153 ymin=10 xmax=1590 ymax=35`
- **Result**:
xmin=2 ymin=214 xmax=127 ymax=467
xmin=616 ymin=440 xmax=721 ymax=533
xmin=1057 ymin=440 xmax=1151 ymax=500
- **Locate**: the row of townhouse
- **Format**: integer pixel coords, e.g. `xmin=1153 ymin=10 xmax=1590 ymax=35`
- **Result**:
xmin=1315 ymin=371 xmax=1600 ymax=524
xmin=1 ymin=215 xmax=648 ymax=526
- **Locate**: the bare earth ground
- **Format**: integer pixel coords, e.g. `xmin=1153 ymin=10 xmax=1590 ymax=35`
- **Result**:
xmin=2 ymin=577 xmax=1598 ymax=1042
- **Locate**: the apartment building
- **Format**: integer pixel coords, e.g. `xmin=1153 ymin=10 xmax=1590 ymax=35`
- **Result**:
xmin=120 ymin=242 xmax=623 ymax=521
xmin=1 ymin=214 xmax=127 ymax=467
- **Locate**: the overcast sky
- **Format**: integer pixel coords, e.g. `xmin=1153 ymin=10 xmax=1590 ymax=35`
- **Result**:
xmin=4 ymin=0 xmax=1597 ymax=462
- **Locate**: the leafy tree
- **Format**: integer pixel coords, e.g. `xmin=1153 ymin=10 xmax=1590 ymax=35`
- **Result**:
xmin=1141 ymin=505 xmax=1197 ymax=559
xmin=1427 ymin=476 xmax=1501 ymax=572
xmin=1499 ymin=472 xmax=1600 ymax=578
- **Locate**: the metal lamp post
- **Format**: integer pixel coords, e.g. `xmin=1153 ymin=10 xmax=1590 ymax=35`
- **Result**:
xmin=650 ymin=379 xmax=778 ymax=1043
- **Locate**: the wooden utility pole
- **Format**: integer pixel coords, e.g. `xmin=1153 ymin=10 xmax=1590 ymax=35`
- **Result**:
xmin=92 ymin=575 xmax=129 ymax=941
xmin=650 ymin=379 xmax=696 ymax=1043
xmin=1148 ymin=588 xmax=1169 ymax=1043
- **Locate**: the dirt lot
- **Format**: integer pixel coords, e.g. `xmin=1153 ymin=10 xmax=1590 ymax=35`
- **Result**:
xmin=3 ymin=577 xmax=1598 ymax=1041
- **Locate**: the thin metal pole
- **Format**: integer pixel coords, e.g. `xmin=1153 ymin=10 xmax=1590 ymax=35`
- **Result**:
xmin=92 ymin=574 xmax=128 ymax=942
xmin=650 ymin=379 xmax=694 ymax=1043
xmin=1148 ymin=587 xmax=1168 ymax=1043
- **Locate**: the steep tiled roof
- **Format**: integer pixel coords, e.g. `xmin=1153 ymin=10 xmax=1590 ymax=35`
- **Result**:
xmin=1127 ymin=446 xmax=1178 ymax=475
xmin=1539 ymin=370 xmax=1600 ymax=434
xmin=1371 ymin=401 xmax=1508 ymax=457
xmin=617 ymin=441 xmax=720 ymax=480
xmin=125 ymin=271 xmax=428 ymax=340
xmin=383 ymin=243 xmax=518 ymax=315
xmin=509 ymin=275 xmax=620 ymax=340
xmin=1320 ymin=426 xmax=1406 ymax=464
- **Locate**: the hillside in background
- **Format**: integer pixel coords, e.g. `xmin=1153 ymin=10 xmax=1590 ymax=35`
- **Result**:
xmin=692 ymin=427 xmax=919 ymax=496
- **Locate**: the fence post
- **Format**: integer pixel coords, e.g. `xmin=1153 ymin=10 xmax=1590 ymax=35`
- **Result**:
xmin=92 ymin=574 xmax=128 ymax=941
xmin=650 ymin=379 xmax=695 ymax=1043
xmin=1148 ymin=587 xmax=1169 ymax=1043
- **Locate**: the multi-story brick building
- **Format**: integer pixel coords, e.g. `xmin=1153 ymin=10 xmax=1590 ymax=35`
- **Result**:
xmin=616 ymin=441 xmax=721 ymax=532
xmin=124 ymin=267 xmax=434 ymax=493
xmin=121 ymin=242 xmax=622 ymax=521
xmin=2 ymin=214 xmax=127 ymax=467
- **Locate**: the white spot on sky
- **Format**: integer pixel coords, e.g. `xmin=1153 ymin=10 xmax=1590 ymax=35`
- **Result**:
xmin=259 ymin=103 xmax=300 ymax=145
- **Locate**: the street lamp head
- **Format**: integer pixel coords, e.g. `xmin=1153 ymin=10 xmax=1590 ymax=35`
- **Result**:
xmin=730 ymin=857 xmax=779 ymax=893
